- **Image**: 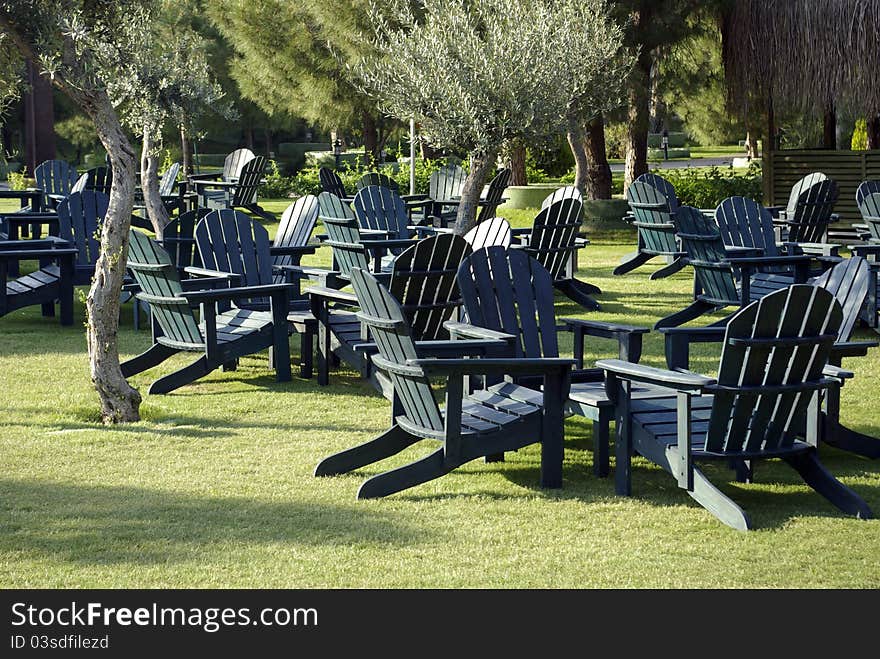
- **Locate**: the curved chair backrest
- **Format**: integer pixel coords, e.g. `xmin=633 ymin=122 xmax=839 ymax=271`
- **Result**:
xmin=626 ymin=181 xmax=679 ymax=254
xmin=429 ymin=164 xmax=466 ymax=201
xmin=323 ymin=215 xmax=371 ymax=278
xmin=855 ymin=180 xmax=880 ymax=207
xmin=457 ymin=246 xmax=558 ymax=359
xmin=317 ymin=191 xmax=355 ymax=220
xmin=541 ymin=185 xmax=582 ymax=209
xmin=856 ymin=191 xmax=880 ymax=241
xmin=127 ymin=229 xmax=202 ymax=348
xmin=526 ymin=196 xmax=584 ymax=280
xmin=83 ymin=166 xmax=112 ymax=195
xmin=675 ymin=205 xmax=738 ymax=305
xmin=356 ymin=171 xmax=399 ymax=192
xmin=463 ymin=217 xmax=512 ymax=251
xmin=57 ymin=190 xmax=108 ymax=274
xmin=272 ymin=195 xmax=320 ymax=278
xmin=71 ymin=173 xmax=89 ymax=194
xmin=389 ymin=233 xmax=472 ymax=341
xmin=635 ymin=172 xmax=678 ymax=211
xmin=159 ymin=162 xmax=181 ymax=197
xmin=34 ymin=159 xmax=78 ymax=207
xmin=785 ymin=172 xmax=838 ymax=242
xmin=195 ymin=209 xmax=272 ymax=289
xmin=811 ymin=256 xmax=870 ymax=342
xmin=229 ymin=155 xmax=266 ymax=207
xmin=224 ymin=148 xmax=256 ymax=180
xmin=319 ymin=167 xmax=347 ymax=198
xmin=477 ymin=167 xmax=511 ymax=223
xmin=353 ymin=185 xmax=412 ymax=241
xmin=714 ymin=196 xmax=779 ymax=256
xmin=161 ymin=208 xmax=210 ymax=271
xmin=349 ymin=267 xmax=444 ymax=435
xmin=707 ymin=285 xmax=841 ymax=455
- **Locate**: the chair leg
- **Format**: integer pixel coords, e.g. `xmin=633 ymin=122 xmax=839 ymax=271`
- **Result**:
xmin=784 ymin=452 xmax=873 ymax=519
xmin=613 ymin=250 xmax=652 ymax=276
xmin=148 ymin=355 xmax=212 ymax=394
xmin=554 ymin=279 xmax=600 ymax=311
xmin=314 ymin=424 xmax=421 ymax=477
xmin=41 ymin=301 xmax=55 ymax=318
xmin=120 ymin=343 xmax=177 ymax=377
xmin=730 ymin=459 xmax=753 ymax=483
xmin=299 ymin=329 xmax=314 ymax=379
xmin=686 ymin=466 xmax=751 ymax=531
xmin=357 ymin=448 xmax=450 ymax=499
xmin=650 ymin=256 xmax=687 ymax=280
xmin=593 ymin=415 xmax=610 ymax=478
xmin=654 ymin=300 xmax=718 ymax=330
xmin=820 ymin=412 xmax=880 ymax=459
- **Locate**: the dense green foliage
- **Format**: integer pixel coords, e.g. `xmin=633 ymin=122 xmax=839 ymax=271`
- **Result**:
xmin=662 ymin=163 xmax=762 ymax=208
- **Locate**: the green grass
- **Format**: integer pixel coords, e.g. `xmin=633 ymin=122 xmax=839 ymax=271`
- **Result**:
xmin=1 ymin=198 xmax=878 ymax=588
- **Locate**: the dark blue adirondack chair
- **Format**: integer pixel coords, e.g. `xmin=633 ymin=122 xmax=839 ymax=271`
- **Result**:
xmin=159 ymin=207 xmax=210 ymax=275
xmin=314 ymin=266 xmax=574 ymax=499
xmin=475 ymin=167 xmax=511 ymax=225
xmin=599 ymin=285 xmax=873 ymax=530
xmin=122 ymin=229 xmax=292 ymax=394
xmin=34 ymin=159 xmax=78 ymax=210
xmin=654 ymin=206 xmax=812 ymax=329
xmin=852 ymin=187 xmax=880 ymax=330
xmin=616 ymin=179 xmax=687 ymax=279
xmin=192 ymin=209 xmax=318 ymax=378
xmin=773 ymin=172 xmax=839 ymax=245
xmin=353 ymin=185 xmax=414 ymax=246
xmin=453 ymin=246 xmax=649 ymax=476
xmin=661 ymin=256 xmax=880 ymax=461
xmin=355 ymin=171 xmax=399 ymax=192
xmin=0 ymin=236 xmax=76 ymax=325
xmin=519 ymin=194 xmax=601 ymax=311
xmin=309 ymin=229 xmax=472 ymax=387
xmin=56 ymin=190 xmax=108 ymax=285
xmin=463 ymin=217 xmax=512 ymax=251
xmin=319 ymin=167 xmax=350 ymax=200
xmin=193 ymin=155 xmax=273 ymax=220
xmin=424 ymin=163 xmax=466 ymax=226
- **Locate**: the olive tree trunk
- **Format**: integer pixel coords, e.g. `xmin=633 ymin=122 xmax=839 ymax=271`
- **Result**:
xmin=140 ymin=127 xmax=170 ymax=239
xmin=624 ymin=48 xmax=653 ymax=189
xmin=584 ymin=114 xmax=612 ymax=199
xmin=180 ymin=125 xmax=193 ymax=175
xmin=567 ymin=121 xmax=589 ymax=193
xmin=507 ymin=140 xmax=527 ymax=186
xmin=453 ymin=150 xmax=496 ymax=235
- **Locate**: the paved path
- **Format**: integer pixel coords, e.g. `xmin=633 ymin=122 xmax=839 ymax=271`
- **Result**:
xmin=609 ymin=157 xmax=737 ymax=172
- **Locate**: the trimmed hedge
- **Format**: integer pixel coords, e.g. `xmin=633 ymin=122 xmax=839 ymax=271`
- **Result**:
xmin=648 ymin=132 xmax=687 ymax=148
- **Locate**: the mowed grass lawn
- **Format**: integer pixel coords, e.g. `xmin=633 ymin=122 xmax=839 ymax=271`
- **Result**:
xmin=1 ymin=197 xmax=878 ymax=588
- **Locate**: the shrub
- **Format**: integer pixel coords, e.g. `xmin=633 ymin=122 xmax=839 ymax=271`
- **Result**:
xmin=7 ymin=171 xmax=28 ymax=190
xmin=661 ymin=163 xmax=762 ymax=208
xmin=852 ymin=118 xmax=868 ymax=151
xmin=258 ymin=160 xmax=297 ymax=198
xmin=288 ymin=157 xmax=455 ymax=198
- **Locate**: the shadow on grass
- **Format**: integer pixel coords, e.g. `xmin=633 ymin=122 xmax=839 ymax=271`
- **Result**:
xmin=0 ymin=478 xmax=427 ymax=566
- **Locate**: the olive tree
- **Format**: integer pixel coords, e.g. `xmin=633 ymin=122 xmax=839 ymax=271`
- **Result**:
xmin=356 ymin=0 xmax=630 ymax=234
xmin=0 ymin=1 xmax=158 ymax=422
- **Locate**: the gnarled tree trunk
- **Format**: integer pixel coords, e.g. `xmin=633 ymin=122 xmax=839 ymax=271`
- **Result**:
xmin=507 ymin=140 xmax=527 ymax=186
xmin=624 ymin=47 xmax=653 ymax=189
xmin=140 ymin=126 xmax=169 ymax=239
xmin=180 ymin=125 xmax=192 ymax=175
xmin=567 ymin=120 xmax=589 ymax=193
xmin=584 ymin=114 xmax=612 ymax=200
xmin=454 ymin=149 xmax=496 ymax=235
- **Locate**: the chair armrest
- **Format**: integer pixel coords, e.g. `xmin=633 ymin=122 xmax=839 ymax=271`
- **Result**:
xmin=563 ymin=318 xmax=649 ymax=365
xmin=186 ymin=172 xmax=222 ymax=182
xmin=851 ymin=244 xmax=880 ymax=257
xmin=307 ymin=285 xmax=359 ymax=306
xmin=822 ymin=364 xmax=855 ymax=381
xmin=443 ymin=321 xmax=517 ymax=343
xmin=724 ymin=245 xmax=764 ymax=257
xmin=831 ymin=340 xmax=878 ymax=359
xmin=659 ymin=326 xmax=726 ymax=370
xmin=596 ymin=358 xmax=715 ymax=393
xmin=181 ymin=282 xmax=294 ymax=302
xmin=409 ymin=357 xmax=575 ymax=377
xmin=179 ymin=277 xmax=232 ymax=291
xmin=269 ymin=244 xmax=319 ymax=257
xmin=562 ymin=318 xmax=650 ymax=336
xmin=0 ymin=246 xmax=77 ymax=260
xmin=360 ymin=238 xmax=415 ymax=249
xmin=725 ymin=254 xmax=813 ymax=267
xmin=794 ymin=242 xmax=839 ymax=257
xmin=356 ymin=338 xmax=512 ymax=359
xmin=192 ymin=180 xmax=238 ymax=191
xmin=184 ymin=266 xmax=242 ymax=283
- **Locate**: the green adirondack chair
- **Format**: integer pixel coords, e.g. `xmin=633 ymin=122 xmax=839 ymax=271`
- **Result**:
xmin=772 ymin=172 xmax=839 ymax=246
xmin=616 ymin=179 xmax=687 ymax=279
xmin=654 ymin=206 xmax=812 ymax=329
xmin=121 ymin=229 xmax=292 ymax=394
xmin=453 ymin=246 xmax=649 ymax=476
xmin=661 ymin=256 xmax=879 ymax=461
xmin=598 ymin=285 xmax=873 ymax=530
xmin=314 ymin=266 xmax=574 ymax=499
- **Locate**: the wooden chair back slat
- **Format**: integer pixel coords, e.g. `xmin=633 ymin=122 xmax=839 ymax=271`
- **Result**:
xmin=56 ymin=190 xmax=107 ymax=276
xmin=476 ymin=168 xmax=511 ymax=223
xmin=353 ymin=185 xmax=412 ymax=242
xmin=429 ymin=164 xmax=466 ymax=201
xmin=626 ymin=181 xmax=679 ymax=253
xmin=317 ymin=191 xmax=355 ymax=221
xmin=319 ymin=167 xmax=347 ymax=198
xmin=463 ymin=217 xmax=512 ymax=251
xmin=350 ymin=268 xmax=444 ymax=433
xmin=635 ymin=172 xmax=678 ymax=212
xmin=355 ymin=172 xmax=399 ymax=192
xmin=526 ymin=196 xmax=584 ymax=280
xmin=390 ymin=234 xmax=471 ymax=340
xmin=856 ymin=189 xmax=880 ymax=241
xmin=675 ymin=206 xmax=739 ymax=305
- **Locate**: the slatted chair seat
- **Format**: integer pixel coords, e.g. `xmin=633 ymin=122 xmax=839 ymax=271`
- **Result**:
xmin=616 ymin=176 xmax=687 ymax=279
xmin=315 ymin=266 xmax=573 ymax=499
xmin=123 ymin=229 xmax=292 ymax=393
xmin=0 ymin=239 xmax=77 ymax=325
xmin=599 ymin=285 xmax=873 ymax=530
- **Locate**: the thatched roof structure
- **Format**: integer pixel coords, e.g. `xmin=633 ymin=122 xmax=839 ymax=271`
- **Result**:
xmin=723 ymin=0 xmax=880 ymax=117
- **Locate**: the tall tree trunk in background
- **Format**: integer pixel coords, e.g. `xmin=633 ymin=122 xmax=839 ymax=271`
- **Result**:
xmin=180 ymin=126 xmax=192 ymax=175
xmin=245 ymin=125 xmax=255 ymax=151
xmin=567 ymin=120 xmax=589 ymax=193
xmin=584 ymin=115 xmax=612 ymax=199
xmin=868 ymin=115 xmax=880 ymax=149
xmin=454 ymin=149 xmax=497 ymax=235
xmin=745 ymin=129 xmax=758 ymax=159
xmin=140 ymin=127 xmax=170 ymax=239
xmin=24 ymin=59 xmax=55 ymax=173
xmin=648 ymin=53 xmax=663 ymax=133
xmin=823 ymin=103 xmax=836 ymax=149
xmin=507 ymin=140 xmax=527 ymax=186
xmin=264 ymin=128 xmax=273 ymax=157
xmin=624 ymin=46 xmax=653 ymax=189
xmin=362 ymin=112 xmax=379 ymax=168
